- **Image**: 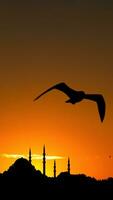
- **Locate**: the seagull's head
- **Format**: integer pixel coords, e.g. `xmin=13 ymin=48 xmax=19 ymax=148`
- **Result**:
xmin=65 ymin=98 xmax=75 ymax=104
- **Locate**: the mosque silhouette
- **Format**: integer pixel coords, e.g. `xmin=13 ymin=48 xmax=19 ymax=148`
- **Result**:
xmin=28 ymin=145 xmax=70 ymax=177
xmin=0 ymin=146 xmax=113 ymax=199
xmin=2 ymin=145 xmax=70 ymax=178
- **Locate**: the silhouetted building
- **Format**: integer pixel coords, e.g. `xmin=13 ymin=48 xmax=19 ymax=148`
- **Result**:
xmin=54 ymin=160 xmax=56 ymax=178
xmin=3 ymin=158 xmax=36 ymax=176
xmin=67 ymin=157 xmax=70 ymax=174
xmin=43 ymin=145 xmax=46 ymax=176
xmin=29 ymin=148 xmax=32 ymax=164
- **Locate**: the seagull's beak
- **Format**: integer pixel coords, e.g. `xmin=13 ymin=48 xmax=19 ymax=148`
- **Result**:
xmin=65 ymin=99 xmax=71 ymax=103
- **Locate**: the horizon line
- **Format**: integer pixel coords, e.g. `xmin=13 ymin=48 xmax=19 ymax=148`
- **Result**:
xmin=0 ymin=153 xmax=64 ymax=160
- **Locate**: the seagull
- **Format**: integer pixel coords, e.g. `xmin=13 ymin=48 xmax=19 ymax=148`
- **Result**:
xmin=34 ymin=82 xmax=106 ymax=122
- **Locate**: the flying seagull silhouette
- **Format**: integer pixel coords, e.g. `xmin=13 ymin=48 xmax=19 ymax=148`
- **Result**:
xmin=34 ymin=82 xmax=105 ymax=122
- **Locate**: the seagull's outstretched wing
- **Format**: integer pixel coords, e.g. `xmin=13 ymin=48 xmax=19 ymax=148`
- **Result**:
xmin=84 ymin=94 xmax=105 ymax=122
xmin=33 ymin=82 xmax=74 ymax=101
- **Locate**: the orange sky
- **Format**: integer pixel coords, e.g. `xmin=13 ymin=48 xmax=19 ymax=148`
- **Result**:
xmin=0 ymin=1 xmax=113 ymax=179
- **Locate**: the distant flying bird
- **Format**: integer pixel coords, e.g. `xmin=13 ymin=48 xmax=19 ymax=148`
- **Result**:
xmin=109 ymin=155 xmax=112 ymax=159
xmin=34 ymin=82 xmax=105 ymax=122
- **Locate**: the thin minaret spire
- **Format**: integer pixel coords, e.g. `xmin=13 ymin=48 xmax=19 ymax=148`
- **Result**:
xmin=67 ymin=157 xmax=70 ymax=174
xmin=29 ymin=148 xmax=32 ymax=164
xmin=43 ymin=145 xmax=46 ymax=176
xmin=54 ymin=160 xmax=56 ymax=178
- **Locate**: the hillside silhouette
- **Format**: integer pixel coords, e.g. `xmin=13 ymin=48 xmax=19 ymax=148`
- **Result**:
xmin=0 ymin=158 xmax=113 ymax=199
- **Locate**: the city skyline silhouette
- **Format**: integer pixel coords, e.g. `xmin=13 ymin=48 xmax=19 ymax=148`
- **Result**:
xmin=1 ymin=146 xmax=70 ymax=177
xmin=1 ymin=148 xmax=113 ymax=199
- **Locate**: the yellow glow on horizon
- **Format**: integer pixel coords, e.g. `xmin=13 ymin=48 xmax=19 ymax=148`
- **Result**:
xmin=0 ymin=154 xmax=65 ymax=177
xmin=0 ymin=154 xmax=64 ymax=160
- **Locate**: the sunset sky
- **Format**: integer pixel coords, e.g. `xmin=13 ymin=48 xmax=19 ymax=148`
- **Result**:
xmin=0 ymin=0 xmax=113 ymax=179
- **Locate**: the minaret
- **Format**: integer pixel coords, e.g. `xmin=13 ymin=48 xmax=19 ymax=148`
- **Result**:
xmin=43 ymin=145 xmax=46 ymax=176
xmin=54 ymin=160 xmax=56 ymax=178
xmin=29 ymin=148 xmax=32 ymax=164
xmin=67 ymin=157 xmax=70 ymax=174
